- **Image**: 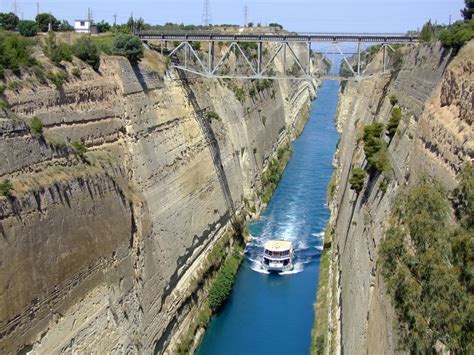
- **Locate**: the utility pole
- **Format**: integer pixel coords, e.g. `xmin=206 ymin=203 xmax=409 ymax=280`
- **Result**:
xmin=88 ymin=8 xmax=91 ymax=35
xmin=244 ymin=3 xmax=248 ymax=27
xmin=202 ymin=0 xmax=212 ymax=27
xmin=12 ymin=0 xmax=19 ymax=16
xmin=113 ymin=13 xmax=117 ymax=27
xmin=37 ymin=2 xmax=40 ymax=16
xmin=449 ymin=14 xmax=452 ymax=25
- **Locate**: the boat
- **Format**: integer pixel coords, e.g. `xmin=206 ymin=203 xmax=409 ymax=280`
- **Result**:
xmin=262 ymin=240 xmax=294 ymax=272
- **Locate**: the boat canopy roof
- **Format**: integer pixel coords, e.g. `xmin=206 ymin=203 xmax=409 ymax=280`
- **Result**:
xmin=264 ymin=240 xmax=292 ymax=252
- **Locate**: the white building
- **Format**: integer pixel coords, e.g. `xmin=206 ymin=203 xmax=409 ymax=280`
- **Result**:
xmin=74 ymin=19 xmax=91 ymax=33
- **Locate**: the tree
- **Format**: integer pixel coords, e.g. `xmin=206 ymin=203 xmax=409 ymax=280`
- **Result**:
xmin=135 ymin=17 xmax=146 ymax=32
xmin=0 ymin=12 xmax=19 ymax=30
xmin=349 ymin=167 xmax=367 ymax=193
xmin=269 ymin=23 xmax=283 ymax=29
xmin=461 ymin=0 xmax=474 ymax=20
xmin=59 ymin=20 xmax=73 ymax=32
xmin=420 ymin=20 xmax=433 ymax=42
xmin=74 ymin=36 xmax=100 ymax=71
xmin=36 ymin=13 xmax=60 ymax=32
xmin=96 ymin=20 xmax=111 ymax=33
xmin=112 ymin=34 xmax=144 ymax=64
xmin=18 ymin=20 xmax=38 ymax=37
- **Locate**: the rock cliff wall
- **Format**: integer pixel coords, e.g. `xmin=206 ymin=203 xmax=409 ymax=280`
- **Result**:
xmin=0 ymin=47 xmax=324 ymax=353
xmin=318 ymin=41 xmax=473 ymax=354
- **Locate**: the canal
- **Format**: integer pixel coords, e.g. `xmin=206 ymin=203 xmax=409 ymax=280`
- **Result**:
xmin=197 ymin=80 xmax=340 ymax=355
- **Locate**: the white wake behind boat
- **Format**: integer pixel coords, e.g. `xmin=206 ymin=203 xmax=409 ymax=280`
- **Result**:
xmin=262 ymin=240 xmax=294 ymax=272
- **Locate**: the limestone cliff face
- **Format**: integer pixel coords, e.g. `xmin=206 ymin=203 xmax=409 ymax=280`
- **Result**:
xmin=321 ymin=41 xmax=473 ymax=354
xmin=0 ymin=48 xmax=322 ymax=353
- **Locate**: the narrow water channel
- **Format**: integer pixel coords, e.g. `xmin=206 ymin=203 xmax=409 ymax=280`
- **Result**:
xmin=197 ymin=80 xmax=340 ymax=355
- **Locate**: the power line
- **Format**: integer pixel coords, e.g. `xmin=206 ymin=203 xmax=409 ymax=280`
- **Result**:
xmin=202 ymin=0 xmax=212 ymax=27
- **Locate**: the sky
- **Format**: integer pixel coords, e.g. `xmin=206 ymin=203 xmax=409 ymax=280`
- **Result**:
xmin=0 ymin=0 xmax=465 ymax=33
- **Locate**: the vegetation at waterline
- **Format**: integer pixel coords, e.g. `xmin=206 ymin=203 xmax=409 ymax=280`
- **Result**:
xmin=260 ymin=144 xmax=292 ymax=204
xmin=312 ymin=226 xmax=333 ymax=355
xmin=208 ymin=248 xmax=243 ymax=312
xmin=379 ymin=165 xmax=473 ymax=353
xmin=175 ymin=228 xmax=244 ymax=354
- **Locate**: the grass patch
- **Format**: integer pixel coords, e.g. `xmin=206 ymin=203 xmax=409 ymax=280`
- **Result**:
xmin=29 ymin=117 xmax=43 ymax=138
xmin=206 ymin=111 xmax=220 ymax=121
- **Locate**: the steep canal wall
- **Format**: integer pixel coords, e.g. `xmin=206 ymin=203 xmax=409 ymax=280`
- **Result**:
xmin=314 ymin=41 xmax=473 ymax=354
xmin=0 ymin=44 xmax=328 ymax=353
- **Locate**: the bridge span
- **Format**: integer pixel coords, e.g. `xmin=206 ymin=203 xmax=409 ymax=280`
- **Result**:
xmin=138 ymin=31 xmax=418 ymax=81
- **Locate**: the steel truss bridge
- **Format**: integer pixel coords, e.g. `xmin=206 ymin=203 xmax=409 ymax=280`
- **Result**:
xmin=138 ymin=32 xmax=419 ymax=81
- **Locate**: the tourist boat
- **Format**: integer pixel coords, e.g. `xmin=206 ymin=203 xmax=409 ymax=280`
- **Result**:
xmin=262 ymin=240 xmax=294 ymax=272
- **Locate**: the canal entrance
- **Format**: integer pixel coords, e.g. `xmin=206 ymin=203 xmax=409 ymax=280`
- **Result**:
xmin=197 ymin=80 xmax=340 ymax=355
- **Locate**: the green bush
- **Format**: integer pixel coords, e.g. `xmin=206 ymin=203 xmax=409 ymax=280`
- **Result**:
xmin=349 ymin=167 xmax=366 ymax=193
xmin=0 ymin=32 xmax=36 ymax=73
xmin=438 ymin=21 xmax=474 ymax=52
xmin=387 ymin=107 xmax=402 ymax=138
xmin=0 ymin=99 xmax=7 ymax=109
xmin=71 ymin=67 xmax=81 ymax=77
xmin=208 ymin=249 xmax=242 ymax=312
xmin=36 ymin=13 xmax=59 ymax=32
xmin=363 ymin=123 xmax=391 ymax=174
xmin=46 ymin=71 xmax=68 ymax=88
xmin=29 ymin=117 xmax=44 ymax=137
xmin=380 ymin=178 xmax=473 ymax=353
xmin=0 ymin=12 xmax=19 ymax=31
xmin=112 ymin=34 xmax=144 ymax=64
xmin=59 ymin=20 xmax=73 ymax=32
xmin=0 ymin=179 xmax=13 ymax=197
xmin=96 ymin=20 xmax=111 ymax=33
xmin=74 ymin=36 xmax=101 ymax=71
xmin=44 ymin=31 xmax=73 ymax=65
xmin=389 ymin=95 xmax=398 ymax=106
xmin=206 ymin=111 xmax=220 ymax=121
xmin=19 ymin=20 xmax=38 ymax=37
xmin=0 ymin=84 xmax=5 ymax=94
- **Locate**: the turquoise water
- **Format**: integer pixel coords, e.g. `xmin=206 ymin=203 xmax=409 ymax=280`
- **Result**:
xmin=197 ymin=80 xmax=340 ymax=355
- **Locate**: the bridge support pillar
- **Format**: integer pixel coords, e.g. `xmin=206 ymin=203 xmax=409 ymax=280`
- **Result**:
xmin=208 ymin=41 xmax=214 ymax=74
xmin=307 ymin=42 xmax=312 ymax=76
xmin=257 ymin=42 xmax=262 ymax=76
xmin=383 ymin=44 xmax=386 ymax=72
xmin=357 ymin=41 xmax=361 ymax=77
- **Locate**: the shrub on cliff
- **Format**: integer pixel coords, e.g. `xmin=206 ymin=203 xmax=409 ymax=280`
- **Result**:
xmin=29 ymin=117 xmax=44 ymax=137
xmin=349 ymin=167 xmax=366 ymax=194
xmin=363 ymin=123 xmax=391 ymax=174
xmin=379 ymin=173 xmax=473 ymax=353
xmin=389 ymin=95 xmax=398 ymax=106
xmin=0 ymin=32 xmax=36 ymax=74
xmin=19 ymin=20 xmax=38 ymax=37
xmin=112 ymin=34 xmax=144 ymax=64
xmin=74 ymin=36 xmax=101 ymax=71
xmin=43 ymin=31 xmax=72 ymax=65
xmin=386 ymin=107 xmax=402 ymax=138
xmin=0 ymin=179 xmax=13 ymax=197
xmin=438 ymin=21 xmax=474 ymax=52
